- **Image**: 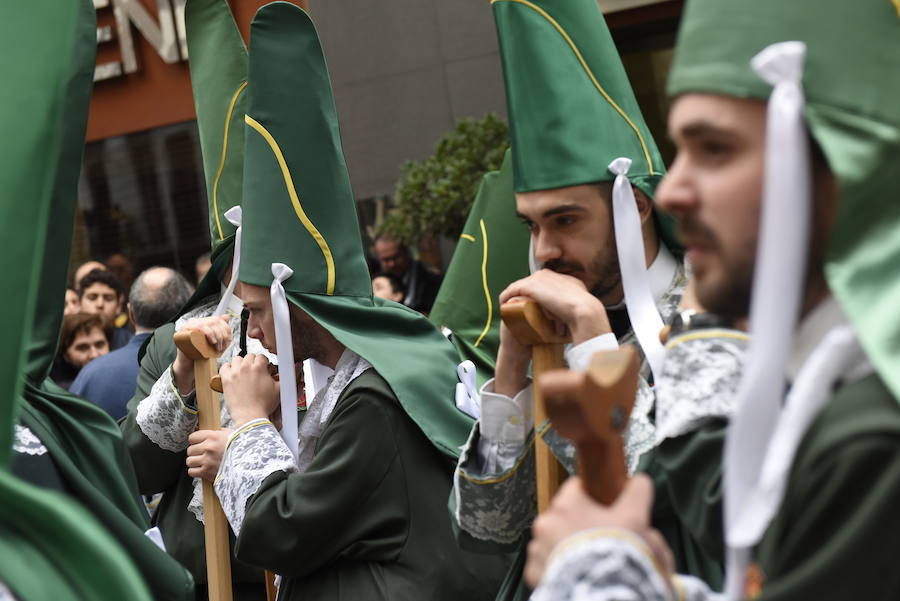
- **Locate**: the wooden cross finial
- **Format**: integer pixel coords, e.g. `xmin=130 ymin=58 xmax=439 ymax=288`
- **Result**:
xmin=540 ymin=346 xmax=640 ymax=505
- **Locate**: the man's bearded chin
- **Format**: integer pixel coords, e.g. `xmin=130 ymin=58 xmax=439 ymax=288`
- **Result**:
xmin=680 ymin=218 xmax=754 ymax=320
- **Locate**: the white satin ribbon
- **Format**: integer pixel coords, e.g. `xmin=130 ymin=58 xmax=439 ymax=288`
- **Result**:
xmin=723 ymin=41 xmax=811 ymax=600
xmin=271 ymin=263 xmax=299 ymax=460
xmin=733 ymin=325 xmax=866 ymax=547
xmin=213 ymin=206 xmax=243 ymax=317
xmin=454 ymin=360 xmax=480 ymax=419
xmin=608 ymin=157 xmax=665 ymax=381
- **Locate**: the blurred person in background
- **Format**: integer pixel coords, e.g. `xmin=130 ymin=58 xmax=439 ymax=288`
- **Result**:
xmin=195 ymin=251 xmax=212 ymax=285
xmin=78 ymin=268 xmax=133 ymax=349
xmin=64 ymin=287 xmax=80 ymax=315
xmin=373 ymin=233 xmax=442 ymax=314
xmin=73 ymin=259 xmax=106 ymax=289
xmin=371 ymin=272 xmax=406 ymax=303
xmin=106 ymin=252 xmax=136 ymax=328
xmin=72 ymin=267 xmax=193 ymax=421
xmin=50 ymin=312 xmax=111 ymax=390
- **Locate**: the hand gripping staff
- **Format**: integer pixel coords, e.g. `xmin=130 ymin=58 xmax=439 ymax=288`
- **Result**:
xmin=500 ymin=300 xmax=571 ymax=512
xmin=539 ymin=347 xmax=639 ymax=504
xmin=173 ymin=329 xmax=233 ymax=601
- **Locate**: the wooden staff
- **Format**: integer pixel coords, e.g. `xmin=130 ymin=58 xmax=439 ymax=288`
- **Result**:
xmin=539 ymin=347 xmax=640 ymax=504
xmin=209 ymin=366 xmax=278 ymax=601
xmin=173 ymin=329 xmax=233 ymax=601
xmin=500 ymin=300 xmax=570 ymax=512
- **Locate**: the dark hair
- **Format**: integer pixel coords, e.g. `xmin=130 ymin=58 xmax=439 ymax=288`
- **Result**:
xmin=78 ymin=268 xmax=123 ymax=298
xmin=373 ymin=232 xmax=410 ymax=253
xmin=129 ymin=267 xmax=194 ymax=330
xmin=373 ymin=272 xmax=406 ymax=296
xmin=59 ymin=312 xmax=111 ymax=353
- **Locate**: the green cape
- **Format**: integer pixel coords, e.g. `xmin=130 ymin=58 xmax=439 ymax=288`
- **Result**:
xmin=239 ymin=2 xmax=472 ymax=458
xmin=0 ymin=1 xmax=153 ymax=598
xmin=429 ymin=150 xmax=530 ymax=387
xmin=491 ymin=0 xmax=680 ymax=252
xmin=668 ymin=0 xmax=900 ymax=402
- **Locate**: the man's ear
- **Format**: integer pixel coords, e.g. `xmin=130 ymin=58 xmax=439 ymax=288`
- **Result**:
xmin=127 ymin=303 xmax=136 ymax=328
xmin=632 ymin=186 xmax=654 ymax=224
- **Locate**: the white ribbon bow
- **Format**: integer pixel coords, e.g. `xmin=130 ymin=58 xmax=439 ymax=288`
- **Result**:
xmin=271 ymin=263 xmax=299 ymax=460
xmin=213 ymin=206 xmax=243 ymax=317
xmin=608 ymin=157 xmax=665 ymax=381
xmin=723 ymin=41 xmax=811 ymax=599
xmin=454 ymin=360 xmax=480 ymax=419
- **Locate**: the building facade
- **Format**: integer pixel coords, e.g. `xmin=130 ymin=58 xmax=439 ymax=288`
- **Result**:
xmin=77 ymin=0 xmax=682 ymax=280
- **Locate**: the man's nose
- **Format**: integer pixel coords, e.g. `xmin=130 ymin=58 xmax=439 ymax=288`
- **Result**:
xmin=655 ymin=156 xmax=696 ymax=217
xmin=532 ymin=231 xmax=561 ymax=264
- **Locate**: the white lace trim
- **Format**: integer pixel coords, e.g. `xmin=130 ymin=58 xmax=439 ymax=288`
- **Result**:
xmin=296 ymin=350 xmax=372 ymax=473
xmin=533 ymin=529 xmax=677 ymax=601
xmin=655 ymin=330 xmax=749 ymax=444
xmin=214 ymin=419 xmax=297 ymax=535
xmin=12 ymin=424 xmax=47 ymax=456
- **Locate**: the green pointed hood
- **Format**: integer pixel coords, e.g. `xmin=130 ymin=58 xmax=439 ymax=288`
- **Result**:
xmin=22 ymin=0 xmax=98 ymax=383
xmin=239 ymin=2 xmax=472 ymax=459
xmin=0 ymin=1 xmax=155 ymax=598
xmin=186 ymin=0 xmax=248 ymax=256
xmin=491 ymin=0 xmax=664 ymax=198
xmin=668 ymin=0 xmax=900 ymax=401
xmin=429 ymin=150 xmax=530 ymax=387
xmin=491 ymin=0 xmax=680 ymax=253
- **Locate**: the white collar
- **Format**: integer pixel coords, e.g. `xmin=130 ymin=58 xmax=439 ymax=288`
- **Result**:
xmin=647 ymin=243 xmax=679 ymax=304
xmin=786 ymin=295 xmax=871 ymax=382
xmin=605 ymin=243 xmax=679 ymax=311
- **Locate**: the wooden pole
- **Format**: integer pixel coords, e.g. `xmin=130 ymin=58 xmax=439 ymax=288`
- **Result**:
xmin=173 ymin=330 xmax=233 ymax=601
xmin=500 ymin=300 xmax=570 ymax=512
xmin=207 ymin=373 xmax=279 ymax=601
xmin=539 ymin=347 xmax=640 ymax=504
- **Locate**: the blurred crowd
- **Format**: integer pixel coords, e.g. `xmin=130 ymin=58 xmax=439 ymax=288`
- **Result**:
xmin=59 ymin=236 xmax=443 ymax=422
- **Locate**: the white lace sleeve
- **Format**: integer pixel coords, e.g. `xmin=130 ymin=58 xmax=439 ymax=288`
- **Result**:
xmin=533 ymin=529 xmax=722 ymax=601
xmin=135 ymin=366 xmax=200 ymax=452
xmin=655 ymin=329 xmax=749 ymax=444
xmin=476 ymin=378 xmax=533 ymax=473
xmin=214 ymin=419 xmax=297 ymax=536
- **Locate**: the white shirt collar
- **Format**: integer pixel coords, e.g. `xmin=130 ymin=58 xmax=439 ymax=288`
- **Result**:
xmin=606 ymin=243 xmax=679 ymax=311
xmin=786 ymin=295 xmax=871 ymax=382
xmin=647 ymin=243 xmax=678 ymax=304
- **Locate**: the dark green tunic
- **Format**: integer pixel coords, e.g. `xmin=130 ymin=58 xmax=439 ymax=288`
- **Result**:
xmin=122 ymin=322 xmax=266 ymax=601
xmin=751 ymin=373 xmax=900 ymax=600
xmin=639 ymin=421 xmax=726 ymax=590
xmin=233 ymin=369 xmax=507 ymax=601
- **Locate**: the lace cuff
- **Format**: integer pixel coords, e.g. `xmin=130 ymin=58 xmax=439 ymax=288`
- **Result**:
xmin=454 ymin=422 xmax=537 ymax=544
xmin=565 ymin=333 xmax=619 ymax=372
xmin=214 ymin=419 xmax=297 ymax=536
xmin=655 ymin=329 xmax=749 ymax=443
xmin=135 ymin=366 xmax=200 ymax=452
xmin=533 ymin=529 xmax=678 ymax=601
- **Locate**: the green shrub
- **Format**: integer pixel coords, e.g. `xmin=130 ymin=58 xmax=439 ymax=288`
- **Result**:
xmin=379 ymin=113 xmax=508 ymax=245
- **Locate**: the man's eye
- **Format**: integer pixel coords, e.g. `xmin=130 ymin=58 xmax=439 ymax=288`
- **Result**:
xmin=519 ymin=219 xmax=536 ymax=232
xmin=555 ymin=215 xmax=576 ymax=227
xmin=700 ymin=140 xmax=731 ymax=158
